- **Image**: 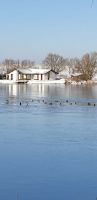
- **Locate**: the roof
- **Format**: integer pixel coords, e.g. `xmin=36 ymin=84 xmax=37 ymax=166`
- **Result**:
xmin=17 ymin=68 xmax=51 ymax=75
xmin=17 ymin=68 xmax=33 ymax=74
xmin=7 ymin=68 xmax=58 ymax=75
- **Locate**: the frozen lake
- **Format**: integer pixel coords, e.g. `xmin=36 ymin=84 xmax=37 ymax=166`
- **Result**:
xmin=0 ymin=83 xmax=97 ymax=200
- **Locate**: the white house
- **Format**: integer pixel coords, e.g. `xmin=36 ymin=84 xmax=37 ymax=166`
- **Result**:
xmin=6 ymin=68 xmax=58 ymax=82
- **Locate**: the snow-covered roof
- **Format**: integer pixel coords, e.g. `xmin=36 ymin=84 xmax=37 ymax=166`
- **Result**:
xmin=7 ymin=68 xmax=58 ymax=75
xmin=17 ymin=69 xmax=33 ymax=74
xmin=18 ymin=68 xmax=51 ymax=74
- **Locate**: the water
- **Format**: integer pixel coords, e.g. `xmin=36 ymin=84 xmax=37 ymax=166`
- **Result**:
xmin=0 ymin=83 xmax=97 ymax=200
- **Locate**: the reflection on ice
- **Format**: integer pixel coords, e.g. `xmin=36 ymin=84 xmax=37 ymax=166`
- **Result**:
xmin=8 ymin=84 xmax=18 ymax=97
xmin=0 ymin=83 xmax=97 ymax=200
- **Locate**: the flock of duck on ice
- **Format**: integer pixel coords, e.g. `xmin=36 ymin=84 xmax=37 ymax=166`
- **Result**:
xmin=5 ymin=97 xmax=97 ymax=108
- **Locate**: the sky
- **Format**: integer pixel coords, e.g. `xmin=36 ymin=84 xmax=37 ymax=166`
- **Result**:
xmin=0 ymin=0 xmax=97 ymax=63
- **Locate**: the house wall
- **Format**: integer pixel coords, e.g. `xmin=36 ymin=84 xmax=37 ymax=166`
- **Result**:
xmin=33 ymin=74 xmax=39 ymax=80
xmin=41 ymin=71 xmax=56 ymax=80
xmin=32 ymin=74 xmax=49 ymax=80
xmin=42 ymin=74 xmax=48 ymax=80
xmin=39 ymin=75 xmax=41 ymax=80
xmin=18 ymin=74 xmax=31 ymax=80
xmin=49 ymin=71 xmax=56 ymax=80
xmin=8 ymin=70 xmax=18 ymax=81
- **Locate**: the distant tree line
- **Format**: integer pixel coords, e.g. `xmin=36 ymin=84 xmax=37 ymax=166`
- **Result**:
xmin=0 ymin=59 xmax=35 ymax=74
xmin=0 ymin=52 xmax=97 ymax=80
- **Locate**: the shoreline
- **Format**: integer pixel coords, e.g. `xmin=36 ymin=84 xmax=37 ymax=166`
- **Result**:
xmin=0 ymin=79 xmax=97 ymax=85
xmin=0 ymin=79 xmax=65 ymax=84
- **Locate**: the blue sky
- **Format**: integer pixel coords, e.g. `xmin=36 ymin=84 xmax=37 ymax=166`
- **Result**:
xmin=0 ymin=0 xmax=97 ymax=62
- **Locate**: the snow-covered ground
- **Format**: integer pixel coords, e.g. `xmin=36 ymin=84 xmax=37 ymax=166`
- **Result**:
xmin=0 ymin=79 xmax=65 ymax=84
xmin=27 ymin=79 xmax=65 ymax=84
xmin=0 ymin=80 xmax=16 ymax=84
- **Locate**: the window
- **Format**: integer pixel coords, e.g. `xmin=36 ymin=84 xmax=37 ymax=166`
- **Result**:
xmin=11 ymin=74 xmax=13 ymax=80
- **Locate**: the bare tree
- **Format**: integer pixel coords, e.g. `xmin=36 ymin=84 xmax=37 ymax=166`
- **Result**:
xmin=42 ymin=53 xmax=67 ymax=73
xmin=3 ymin=59 xmax=17 ymax=73
xmin=21 ymin=60 xmax=35 ymax=68
xmin=1 ymin=58 xmax=35 ymax=73
xmin=68 ymin=58 xmax=80 ymax=74
xmin=76 ymin=52 xmax=97 ymax=80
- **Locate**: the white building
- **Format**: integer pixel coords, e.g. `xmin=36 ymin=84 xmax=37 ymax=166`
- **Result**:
xmin=7 ymin=68 xmax=58 ymax=82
